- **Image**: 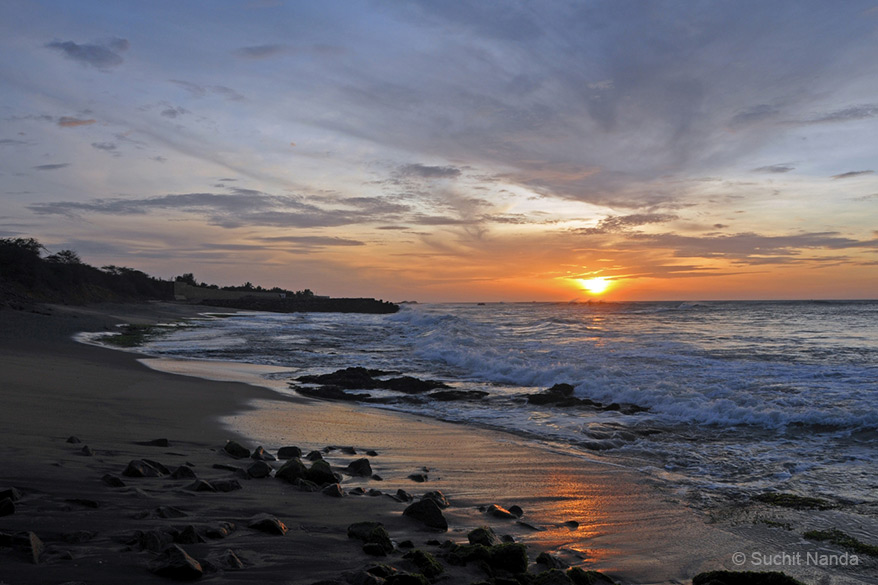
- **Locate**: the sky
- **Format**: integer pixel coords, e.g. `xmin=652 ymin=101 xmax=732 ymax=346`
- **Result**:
xmin=1 ymin=0 xmax=877 ymax=302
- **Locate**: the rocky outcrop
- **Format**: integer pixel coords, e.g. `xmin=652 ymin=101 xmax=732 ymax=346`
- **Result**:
xmin=403 ymin=498 xmax=448 ymax=531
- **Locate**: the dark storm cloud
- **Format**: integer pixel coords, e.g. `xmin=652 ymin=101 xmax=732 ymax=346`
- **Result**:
xmin=46 ymin=38 xmax=129 ymax=69
xmin=831 ymin=170 xmax=874 ymax=180
xmin=753 ymin=164 xmax=795 ymax=174
xmin=400 ymin=164 xmax=462 ymax=179
xmin=33 ymin=163 xmax=70 ymax=171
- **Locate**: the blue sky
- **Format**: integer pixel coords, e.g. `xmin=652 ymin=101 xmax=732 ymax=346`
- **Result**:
xmin=1 ymin=0 xmax=877 ymax=301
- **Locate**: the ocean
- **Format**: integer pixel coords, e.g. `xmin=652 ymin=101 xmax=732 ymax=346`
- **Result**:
xmin=126 ymin=300 xmax=878 ymax=507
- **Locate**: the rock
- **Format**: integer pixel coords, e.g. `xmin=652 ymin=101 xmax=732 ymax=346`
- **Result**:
xmin=150 ymin=544 xmax=203 ymax=580
xmin=691 ymin=571 xmax=806 ymax=585
xmin=65 ymin=498 xmax=100 ymax=509
xmin=219 ymin=548 xmax=244 ymax=570
xmin=247 ymin=461 xmax=273 ymax=479
xmin=381 ymin=375 xmax=450 ymax=394
xmin=136 ymin=438 xmax=170 ymax=447
xmin=408 ymin=473 xmax=428 ymax=483
xmin=366 ymin=450 xmax=379 ymax=457
xmin=248 ymin=513 xmax=288 ymax=535
xmin=349 ymin=487 xmax=367 ymax=495
xmin=350 ymin=570 xmax=385 ymax=585
xmin=26 ymin=532 xmax=44 ymax=564
xmin=403 ymin=498 xmax=448 ymax=531
xmin=385 ymin=574 xmax=430 ymax=585
xmin=405 ymin=549 xmax=444 ymax=578
xmin=306 ymin=450 xmax=324 ymax=461
xmin=251 ymin=446 xmax=277 ymax=461
xmin=322 ymin=483 xmax=345 ymax=497
xmin=223 ymin=440 xmax=251 ymax=459
xmin=534 ymin=569 xmax=574 ymax=585
xmin=171 ymin=466 xmax=197 ymax=480
xmin=66 ymin=436 xmax=82 ymax=444
xmin=101 ymin=474 xmax=126 ymax=488
xmin=212 ymin=463 xmax=240 ymax=472
xmin=348 ymin=521 xmax=394 ymax=554
xmin=61 ymin=530 xmax=96 ymax=543
xmin=372 ymin=474 xmax=383 ymax=481
xmin=185 ymin=479 xmax=217 ymax=493
xmin=0 ymin=498 xmax=14 ymax=517
xmin=277 ymin=446 xmax=302 ymax=459
xmin=468 ymin=526 xmax=501 ymax=547
xmin=751 ymin=492 xmax=834 ymax=510
xmin=367 ymin=489 xmax=383 ymax=497
xmin=339 ymin=446 xmax=357 ymax=455
xmin=156 ymin=506 xmax=188 ymax=518
xmin=80 ymin=445 xmax=95 ymax=456
xmin=421 ymin=490 xmax=450 ymax=509
xmin=307 ymin=459 xmax=340 ymax=485
xmin=489 ymin=542 xmax=528 ymax=573
xmin=527 ymin=383 xmax=576 ymax=405
xmin=487 ymin=504 xmax=517 ymax=519
xmin=363 ymin=542 xmax=387 ymax=556
xmin=204 ymin=522 xmax=236 ymax=539
xmin=275 ymin=458 xmax=308 ymax=483
xmin=428 ymin=389 xmax=489 ymax=401
xmin=537 ymin=552 xmax=568 ymax=569
xmin=0 ymin=487 xmax=22 ymax=502
xmin=212 ymin=479 xmax=242 ymax=492
xmin=345 ymin=458 xmax=373 ymax=477
xmin=393 ymin=488 xmax=413 ymax=502
xmin=143 ymin=459 xmax=171 ymax=475
xmin=122 ymin=459 xmax=167 ymax=478
xmin=175 ymin=525 xmax=204 ymax=545
xmin=508 ymin=505 xmax=524 ymax=518
xmin=567 ymin=568 xmax=616 ymax=585
xmin=564 ymin=520 xmax=579 ymax=530
xmin=294 ymin=478 xmax=321 ymax=492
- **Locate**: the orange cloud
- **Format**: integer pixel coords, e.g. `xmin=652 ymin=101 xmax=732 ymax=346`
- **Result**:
xmin=58 ymin=117 xmax=97 ymax=127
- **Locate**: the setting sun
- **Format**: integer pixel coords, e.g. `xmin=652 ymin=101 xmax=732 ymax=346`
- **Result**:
xmin=577 ymin=277 xmax=612 ymax=295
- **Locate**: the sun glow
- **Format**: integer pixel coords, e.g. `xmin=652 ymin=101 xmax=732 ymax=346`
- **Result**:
xmin=577 ymin=277 xmax=611 ymax=295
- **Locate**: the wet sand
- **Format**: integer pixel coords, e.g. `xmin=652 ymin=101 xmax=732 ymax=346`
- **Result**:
xmin=1 ymin=302 xmax=872 ymax=584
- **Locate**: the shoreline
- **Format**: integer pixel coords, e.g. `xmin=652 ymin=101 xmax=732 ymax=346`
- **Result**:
xmin=1 ymin=301 xmax=873 ymax=584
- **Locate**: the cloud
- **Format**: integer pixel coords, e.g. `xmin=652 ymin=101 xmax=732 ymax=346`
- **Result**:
xmin=33 ymin=163 xmax=70 ymax=171
xmin=58 ymin=117 xmax=97 ymax=127
xmin=91 ymin=142 xmax=117 ymax=151
xmin=831 ymin=170 xmax=874 ymax=180
xmin=400 ymin=164 xmax=462 ymax=179
xmin=256 ymin=235 xmax=365 ymax=247
xmin=170 ymin=80 xmax=245 ymax=101
xmin=578 ymin=213 xmax=678 ymax=235
xmin=234 ymin=44 xmax=287 ymax=59
xmin=752 ymin=164 xmax=794 ymax=174
xmin=0 ymin=139 xmax=28 ymax=145
xmin=46 ymin=38 xmax=129 ymax=69
xmin=160 ymin=107 xmax=188 ymax=119
xmin=806 ymin=104 xmax=878 ymax=124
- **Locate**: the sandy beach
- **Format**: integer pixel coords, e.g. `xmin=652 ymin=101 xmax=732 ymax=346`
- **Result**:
xmin=0 ymin=302 xmax=872 ymax=584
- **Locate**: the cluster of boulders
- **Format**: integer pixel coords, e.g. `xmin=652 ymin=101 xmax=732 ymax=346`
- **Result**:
xmin=292 ymin=367 xmax=488 ymax=404
xmin=525 ymin=383 xmax=648 ymax=415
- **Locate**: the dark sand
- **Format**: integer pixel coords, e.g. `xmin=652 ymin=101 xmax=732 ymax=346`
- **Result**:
xmin=1 ymin=302 xmax=873 ymax=584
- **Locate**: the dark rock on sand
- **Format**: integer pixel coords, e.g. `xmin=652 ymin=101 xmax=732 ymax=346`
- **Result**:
xmin=66 ymin=436 xmax=82 ymax=444
xmin=489 ymin=542 xmax=528 ymax=573
xmin=363 ymin=542 xmax=387 ymax=556
xmin=101 ymin=474 xmax=126 ymax=488
xmin=277 ymin=446 xmax=303 ymax=459
xmin=468 ymin=526 xmax=501 ymax=547
xmin=26 ymin=532 xmax=45 ymax=564
xmin=385 ymin=574 xmax=430 ymax=585
xmin=348 ymin=522 xmax=394 ymax=555
xmin=692 ymin=571 xmax=806 ymax=585
xmin=322 ymin=483 xmax=345 ymax=497
xmin=212 ymin=463 xmax=240 ymax=472
xmin=123 ymin=459 xmax=167 ymax=478
xmin=408 ymin=473 xmax=428 ymax=483
xmin=150 ymin=544 xmax=203 ymax=580
xmin=381 ymin=375 xmax=450 ymax=394
xmin=537 ymin=552 xmax=569 ymax=570
xmin=487 ymin=504 xmax=517 ymax=519
xmin=349 ymin=487 xmax=366 ymax=496
xmin=393 ymin=488 xmax=414 ymax=502
xmin=137 ymin=528 xmax=175 ymax=552
xmin=298 ymin=366 xmax=388 ymax=389
xmin=567 ymin=567 xmax=616 ymax=585
xmin=421 ymin=490 xmax=450 ymax=509
xmin=508 ymin=505 xmax=524 ymax=518
xmin=251 ymin=446 xmax=277 ymax=461
xmin=534 ymin=569 xmax=574 ymax=585
xmin=212 ymin=479 xmax=242 ymax=492
xmin=0 ymin=487 xmax=22 ymax=502
xmin=62 ymin=530 xmax=97 ymax=543
xmin=247 ymin=461 xmax=273 ymax=479
xmin=307 ymin=459 xmax=341 ymax=485
xmin=143 ymin=459 xmax=171 ymax=475
xmin=248 ymin=513 xmax=288 ymax=535
xmin=0 ymin=498 xmax=14 ymax=517
xmin=275 ymin=458 xmax=308 ymax=483
xmin=403 ymin=498 xmax=448 ymax=531
xmin=80 ymin=445 xmax=95 ymax=456
xmin=156 ymin=506 xmax=188 ymax=518
xmin=564 ymin=520 xmax=579 ymax=530
xmin=366 ymin=449 xmax=379 ymax=456
xmin=171 ymin=466 xmax=197 ymax=480
xmin=751 ymin=492 xmax=834 ymax=510
xmin=527 ymin=383 xmax=576 ymax=405
xmin=175 ymin=525 xmax=205 ymax=545
xmin=428 ymin=389 xmax=489 ymax=401
xmin=65 ymin=497 xmax=100 ymax=509
xmin=204 ymin=522 xmax=236 ymax=539
xmin=306 ymin=450 xmax=324 ymax=461
xmin=218 ymin=548 xmax=244 ymax=570
xmin=185 ymin=479 xmax=217 ymax=493
xmin=345 ymin=458 xmax=373 ymax=477
xmin=405 ymin=549 xmax=444 ymax=578
xmin=223 ymin=440 xmax=251 ymax=459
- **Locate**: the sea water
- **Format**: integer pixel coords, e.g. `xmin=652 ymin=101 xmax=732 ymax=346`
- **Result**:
xmin=135 ymin=300 xmax=878 ymax=506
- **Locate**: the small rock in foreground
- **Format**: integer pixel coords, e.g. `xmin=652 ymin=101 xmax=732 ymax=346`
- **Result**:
xmin=150 ymin=544 xmax=203 ymax=580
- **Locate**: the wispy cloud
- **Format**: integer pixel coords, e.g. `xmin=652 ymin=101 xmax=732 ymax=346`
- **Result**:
xmin=832 ymin=170 xmax=874 ymax=180
xmin=400 ymin=163 xmax=462 ymax=178
xmin=753 ymin=164 xmax=795 ymax=174
xmin=46 ymin=38 xmax=129 ymax=69
xmin=234 ymin=44 xmax=287 ymax=59
xmin=33 ymin=163 xmax=70 ymax=171
xmin=58 ymin=117 xmax=96 ymax=127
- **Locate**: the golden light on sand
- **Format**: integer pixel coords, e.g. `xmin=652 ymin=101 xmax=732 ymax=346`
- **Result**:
xmin=577 ymin=277 xmax=611 ymax=295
